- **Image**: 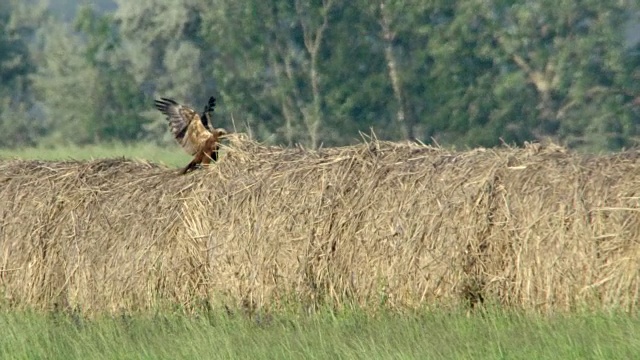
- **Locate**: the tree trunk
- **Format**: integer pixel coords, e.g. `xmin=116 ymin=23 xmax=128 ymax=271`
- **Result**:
xmin=295 ymin=0 xmax=334 ymax=149
xmin=379 ymin=1 xmax=413 ymax=140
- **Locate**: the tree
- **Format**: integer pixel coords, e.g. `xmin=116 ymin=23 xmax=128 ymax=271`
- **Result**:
xmin=113 ymin=0 xmax=220 ymax=144
xmin=0 ymin=0 xmax=48 ymax=148
xmin=31 ymin=5 xmax=149 ymax=145
xmin=293 ymin=0 xmax=336 ymax=148
xmin=491 ymin=0 xmax=639 ymax=150
xmin=31 ymin=20 xmax=101 ymax=144
xmin=74 ymin=6 xmax=149 ymax=142
xmin=200 ymin=0 xmax=341 ymax=148
xmin=14 ymin=0 xmax=639 ymax=151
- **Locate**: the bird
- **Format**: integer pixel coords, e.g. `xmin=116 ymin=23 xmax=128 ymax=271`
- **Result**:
xmin=154 ymin=96 xmax=228 ymax=174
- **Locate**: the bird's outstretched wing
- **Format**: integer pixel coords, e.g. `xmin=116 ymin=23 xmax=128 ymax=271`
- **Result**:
xmin=154 ymin=97 xmax=211 ymax=155
xmin=200 ymin=96 xmax=216 ymax=130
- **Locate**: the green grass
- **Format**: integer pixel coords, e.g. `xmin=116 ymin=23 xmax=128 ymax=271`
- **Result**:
xmin=0 ymin=308 xmax=638 ymax=359
xmin=0 ymin=142 xmax=191 ymax=168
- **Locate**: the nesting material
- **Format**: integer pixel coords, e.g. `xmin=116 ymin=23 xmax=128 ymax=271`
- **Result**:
xmin=1 ymin=135 xmax=639 ymax=315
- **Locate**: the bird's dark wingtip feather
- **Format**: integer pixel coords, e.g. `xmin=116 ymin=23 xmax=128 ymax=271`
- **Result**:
xmin=203 ymin=96 xmax=216 ymax=113
xmin=154 ymin=97 xmax=180 ymax=114
xmin=159 ymin=97 xmax=178 ymax=103
xmin=154 ymin=101 xmax=168 ymax=113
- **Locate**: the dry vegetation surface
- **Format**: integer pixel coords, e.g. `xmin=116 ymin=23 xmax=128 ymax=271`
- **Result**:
xmin=1 ymin=135 xmax=639 ymax=315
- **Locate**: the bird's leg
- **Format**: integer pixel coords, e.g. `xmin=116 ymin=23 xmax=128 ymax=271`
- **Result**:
xmin=211 ymin=150 xmax=219 ymax=162
xmin=181 ymin=151 xmax=206 ymax=174
xmin=202 ymin=155 xmax=212 ymax=165
xmin=180 ymin=160 xmax=199 ymax=174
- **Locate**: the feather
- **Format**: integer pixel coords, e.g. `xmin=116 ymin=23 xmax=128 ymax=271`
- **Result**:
xmin=154 ymin=96 xmax=228 ymax=174
xmin=200 ymin=96 xmax=216 ymax=130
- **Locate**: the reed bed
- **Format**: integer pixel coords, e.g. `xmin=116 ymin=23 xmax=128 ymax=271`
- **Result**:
xmin=1 ymin=135 xmax=639 ymax=315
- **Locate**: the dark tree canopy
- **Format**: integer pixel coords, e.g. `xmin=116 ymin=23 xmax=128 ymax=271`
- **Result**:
xmin=0 ymin=0 xmax=638 ymax=152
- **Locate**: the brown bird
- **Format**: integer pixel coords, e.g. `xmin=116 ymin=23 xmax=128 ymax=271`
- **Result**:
xmin=154 ymin=96 xmax=228 ymax=174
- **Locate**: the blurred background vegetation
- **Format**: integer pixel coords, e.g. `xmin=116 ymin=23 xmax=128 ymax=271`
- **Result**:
xmin=1 ymin=0 xmax=639 ymax=153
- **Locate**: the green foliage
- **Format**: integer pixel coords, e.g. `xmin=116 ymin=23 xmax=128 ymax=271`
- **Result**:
xmin=0 ymin=6 xmax=32 ymax=84
xmin=31 ymin=6 xmax=149 ymax=145
xmin=113 ymin=0 xmax=219 ymax=145
xmin=1 ymin=0 xmax=639 ymax=151
xmin=0 ymin=0 xmax=47 ymax=148
xmin=1 ymin=308 xmax=639 ymax=359
xmin=31 ymin=21 xmax=100 ymax=144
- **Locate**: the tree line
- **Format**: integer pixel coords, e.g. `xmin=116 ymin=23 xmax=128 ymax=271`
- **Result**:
xmin=1 ymin=0 xmax=639 ymax=152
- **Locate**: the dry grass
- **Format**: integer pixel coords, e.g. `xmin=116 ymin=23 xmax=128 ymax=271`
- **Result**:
xmin=1 ymin=134 xmax=639 ymax=315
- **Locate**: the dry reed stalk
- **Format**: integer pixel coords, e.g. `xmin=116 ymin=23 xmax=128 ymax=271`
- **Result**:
xmin=0 ymin=136 xmax=639 ymax=315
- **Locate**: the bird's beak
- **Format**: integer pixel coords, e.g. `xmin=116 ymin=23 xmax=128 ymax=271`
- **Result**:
xmin=216 ymin=128 xmax=229 ymax=138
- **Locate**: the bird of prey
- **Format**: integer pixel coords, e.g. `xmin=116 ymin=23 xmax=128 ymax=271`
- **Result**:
xmin=154 ymin=96 xmax=228 ymax=174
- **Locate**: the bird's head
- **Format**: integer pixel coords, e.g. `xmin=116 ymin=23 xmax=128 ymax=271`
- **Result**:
xmin=215 ymin=128 xmax=228 ymax=138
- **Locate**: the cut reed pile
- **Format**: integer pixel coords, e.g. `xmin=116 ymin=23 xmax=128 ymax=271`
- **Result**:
xmin=1 ymin=135 xmax=639 ymax=315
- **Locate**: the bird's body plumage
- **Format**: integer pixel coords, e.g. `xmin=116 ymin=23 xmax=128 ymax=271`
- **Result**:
xmin=154 ymin=96 xmax=227 ymax=174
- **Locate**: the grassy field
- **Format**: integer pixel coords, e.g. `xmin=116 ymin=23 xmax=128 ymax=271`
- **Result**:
xmin=0 ymin=142 xmax=190 ymax=167
xmin=0 ymin=308 xmax=638 ymax=360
